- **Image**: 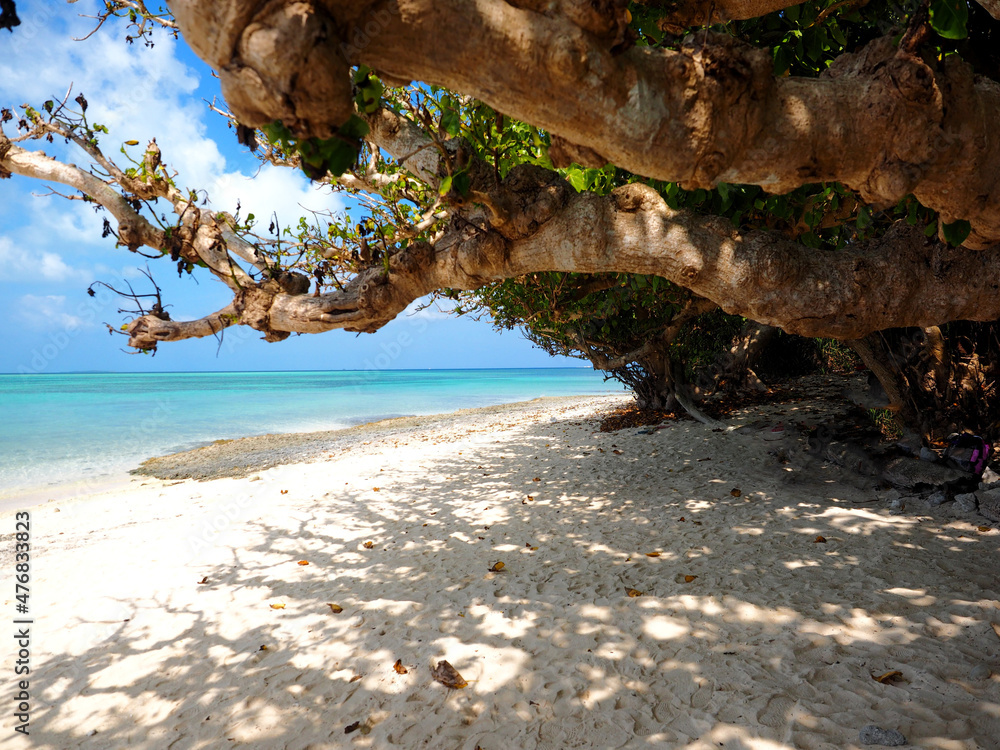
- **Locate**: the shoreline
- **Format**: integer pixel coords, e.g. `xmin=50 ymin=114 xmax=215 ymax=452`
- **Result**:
xmin=0 ymin=394 xmax=627 ymax=510
xmin=131 ymin=393 xmax=628 ymax=482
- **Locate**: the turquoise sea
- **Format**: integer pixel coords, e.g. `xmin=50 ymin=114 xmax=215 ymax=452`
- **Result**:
xmin=0 ymin=369 xmax=622 ymax=498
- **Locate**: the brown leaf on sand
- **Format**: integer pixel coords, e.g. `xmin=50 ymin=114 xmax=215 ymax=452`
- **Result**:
xmin=196 ymin=576 xmax=209 ymax=585
xmin=684 ymin=575 xmax=697 ymax=583
xmin=872 ymin=670 xmax=903 ymax=684
xmin=393 ymin=659 xmax=409 ymax=674
xmin=349 ymin=674 xmax=362 ymax=683
xmin=373 ymin=487 xmax=380 ymax=492
xmin=489 ymin=561 xmax=505 ymax=572
xmin=431 ymin=660 xmax=468 ymax=689
xmin=978 ymin=526 xmax=992 ymax=532
xmin=363 ymin=541 xmax=375 ymax=549
xmin=280 ymin=489 xmax=288 ymax=495
xmin=533 ymin=477 xmax=541 ymax=481
xmin=345 ymin=721 xmax=360 ymax=734
xmin=327 ymin=603 xmax=343 ymax=614
xmin=626 ymin=588 xmax=644 ymax=597
xmin=730 ymin=488 xmax=742 ymax=497
xmin=645 ymin=552 xmax=661 ymax=557
xmin=297 ymin=560 xmax=310 ymax=565
xmin=814 ymin=536 xmax=827 ymax=543
xmin=269 ymin=603 xmax=285 ymax=610
xmin=613 ymin=450 xmax=622 ymax=455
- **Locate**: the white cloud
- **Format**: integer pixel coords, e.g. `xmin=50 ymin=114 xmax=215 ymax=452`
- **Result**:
xmin=207 ymin=164 xmax=344 ymax=228
xmin=16 ymin=294 xmax=88 ymax=331
xmin=0 ymin=237 xmax=91 ymax=283
xmin=1 ymin=4 xmax=343 ymax=260
xmin=0 ymin=4 xmax=222 ymax=184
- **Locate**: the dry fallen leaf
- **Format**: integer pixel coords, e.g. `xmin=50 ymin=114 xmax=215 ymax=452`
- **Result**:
xmin=373 ymin=487 xmax=380 ymax=492
xmin=345 ymin=721 xmax=360 ymax=734
xmin=259 ymin=645 xmax=268 ymax=651
xmin=645 ymin=552 xmax=661 ymax=557
xmin=327 ymin=603 xmax=343 ymax=614
xmin=872 ymin=670 xmax=903 ymax=684
xmin=978 ymin=526 xmax=992 ymax=532
xmin=684 ymin=575 xmax=697 ymax=583
xmin=363 ymin=541 xmax=375 ymax=549
xmin=678 ymin=517 xmax=686 ymax=522
xmin=489 ymin=561 xmax=505 ymax=572
xmin=280 ymin=489 xmax=288 ymax=494
xmin=626 ymin=588 xmax=644 ymax=597
xmin=613 ymin=450 xmax=622 ymax=455
xmin=349 ymin=674 xmax=362 ymax=683
xmin=196 ymin=576 xmax=209 ymax=585
xmin=270 ymin=603 xmax=286 ymax=610
xmin=431 ymin=660 xmax=468 ymax=689
xmin=730 ymin=488 xmax=742 ymax=497
xmin=297 ymin=560 xmax=310 ymax=565
xmin=526 ymin=495 xmax=534 ymax=501
xmin=393 ymin=659 xmax=409 ymax=674
xmin=533 ymin=477 xmax=541 ymax=481
xmin=814 ymin=536 xmax=827 ymax=543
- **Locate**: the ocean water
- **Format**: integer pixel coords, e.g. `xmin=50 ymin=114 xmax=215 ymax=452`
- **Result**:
xmin=0 ymin=369 xmax=622 ymax=497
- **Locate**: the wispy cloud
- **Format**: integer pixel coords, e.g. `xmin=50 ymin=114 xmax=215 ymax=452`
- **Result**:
xmin=0 ymin=237 xmax=91 ymax=283
xmin=16 ymin=293 xmax=89 ymax=331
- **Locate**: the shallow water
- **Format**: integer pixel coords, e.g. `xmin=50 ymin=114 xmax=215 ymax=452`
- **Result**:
xmin=0 ymin=368 xmax=621 ymax=497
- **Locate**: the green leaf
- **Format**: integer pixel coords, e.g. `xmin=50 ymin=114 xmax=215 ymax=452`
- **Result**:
xmin=438 ymin=175 xmax=453 ymax=196
xmin=857 ymin=206 xmax=872 ymax=231
xmin=338 ymin=115 xmax=370 ymax=141
xmin=928 ymin=0 xmax=968 ymax=40
xmin=453 ymin=171 xmax=472 ymax=196
xmin=565 ymin=168 xmax=587 ymax=193
xmin=440 ymin=110 xmax=461 ymax=137
xmin=940 ymin=218 xmax=972 ymax=246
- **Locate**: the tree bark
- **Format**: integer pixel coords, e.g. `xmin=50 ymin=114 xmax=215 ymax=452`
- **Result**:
xmin=170 ymin=1 xmax=1000 ymax=246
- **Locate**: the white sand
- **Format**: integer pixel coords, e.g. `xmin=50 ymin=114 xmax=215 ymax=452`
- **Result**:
xmin=4 ymin=393 xmax=999 ymax=749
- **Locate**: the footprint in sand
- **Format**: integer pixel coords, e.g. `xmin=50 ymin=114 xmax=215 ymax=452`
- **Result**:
xmin=757 ymin=694 xmax=795 ymax=728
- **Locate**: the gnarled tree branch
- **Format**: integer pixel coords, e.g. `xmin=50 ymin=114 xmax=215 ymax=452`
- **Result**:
xmin=170 ymin=1 xmax=1000 ymax=246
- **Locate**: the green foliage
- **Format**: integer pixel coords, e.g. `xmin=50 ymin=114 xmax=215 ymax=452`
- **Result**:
xmin=261 ymin=116 xmax=370 ymax=180
xmin=928 ymin=0 xmax=969 ymax=40
xmin=940 ymin=218 xmax=972 ymax=247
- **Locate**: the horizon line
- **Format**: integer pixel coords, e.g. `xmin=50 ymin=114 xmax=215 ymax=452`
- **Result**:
xmin=1 ymin=366 xmax=598 ymax=376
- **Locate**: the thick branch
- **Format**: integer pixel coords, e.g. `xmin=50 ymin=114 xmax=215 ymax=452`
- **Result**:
xmin=0 ymin=137 xmax=164 ymax=249
xmin=170 ymin=1 xmax=1000 ymax=245
xmin=128 ymin=167 xmax=1000 ymax=346
xmin=976 ymin=0 xmax=1000 ymax=20
xmin=127 ymin=303 xmax=238 ymax=349
xmin=647 ymin=0 xmax=804 ymax=28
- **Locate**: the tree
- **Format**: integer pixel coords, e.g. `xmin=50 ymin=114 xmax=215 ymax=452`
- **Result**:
xmin=4 ymin=0 xmax=1000 ymax=436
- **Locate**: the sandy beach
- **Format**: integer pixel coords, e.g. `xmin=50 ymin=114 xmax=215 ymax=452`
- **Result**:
xmin=4 ymin=390 xmax=999 ymax=749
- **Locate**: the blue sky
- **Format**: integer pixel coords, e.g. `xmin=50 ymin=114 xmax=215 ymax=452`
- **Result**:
xmin=0 ymin=1 xmax=579 ymax=373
